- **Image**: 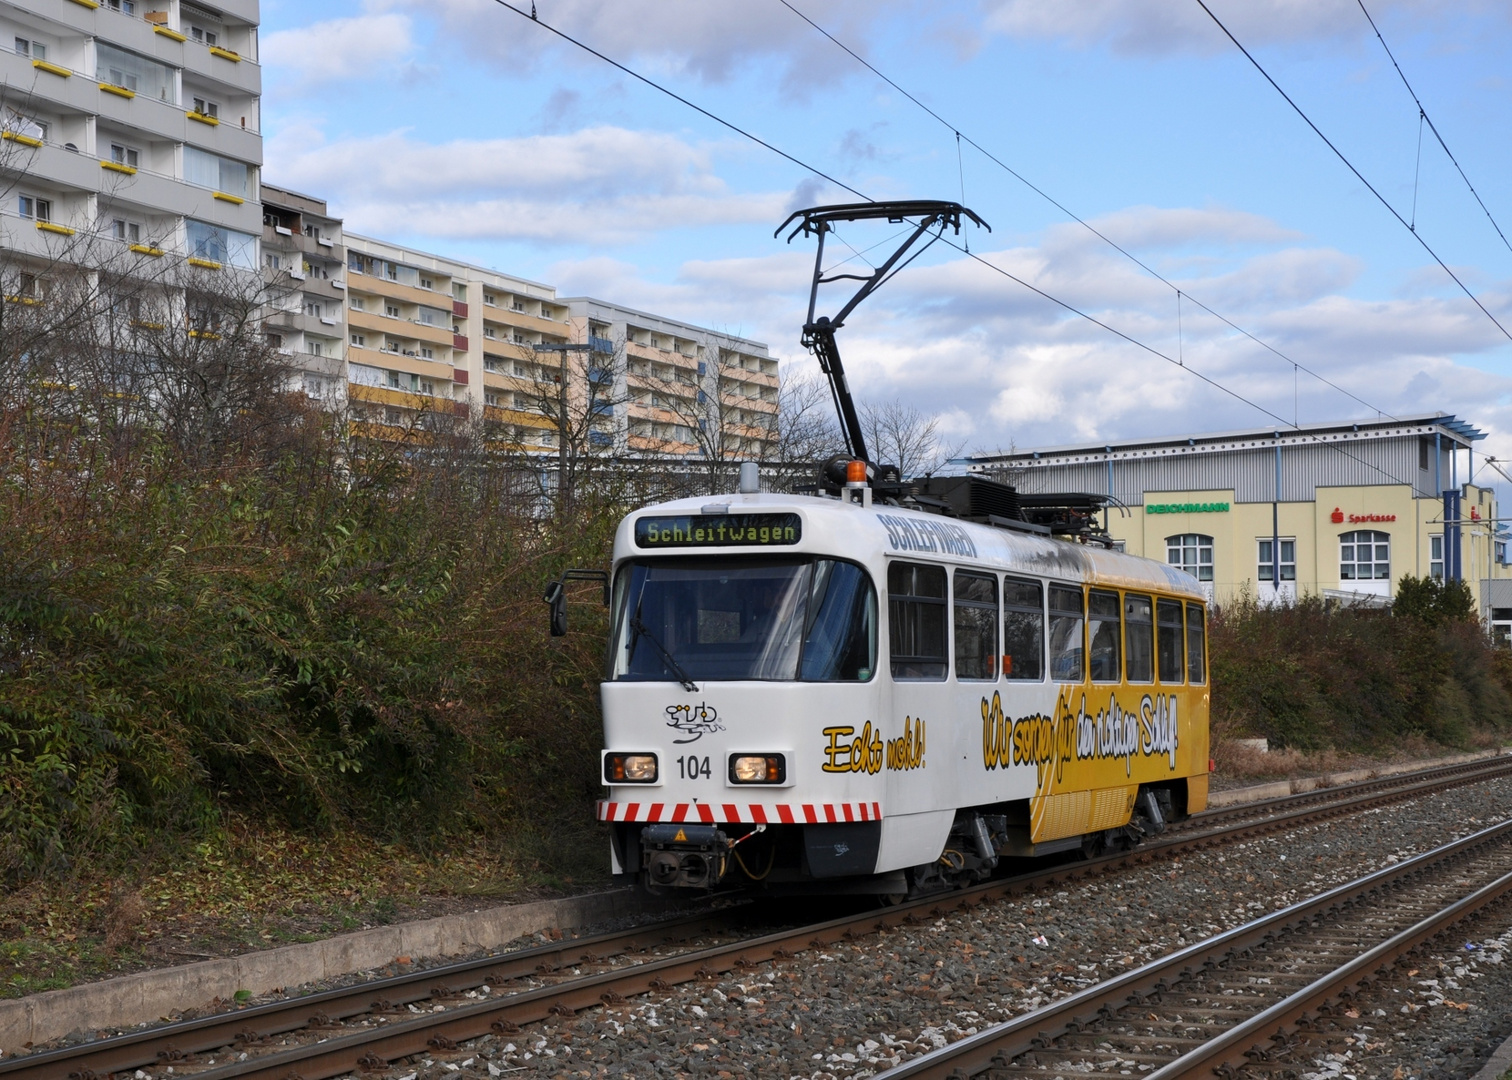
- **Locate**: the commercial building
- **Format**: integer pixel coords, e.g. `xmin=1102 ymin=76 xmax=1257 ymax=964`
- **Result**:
xmin=0 ymin=0 xmax=261 ymax=279
xmin=968 ymin=414 xmax=1512 ymax=625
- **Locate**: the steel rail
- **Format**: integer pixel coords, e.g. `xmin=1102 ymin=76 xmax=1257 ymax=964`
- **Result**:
xmin=872 ymin=818 xmax=1512 ymax=1078
xmin=1149 ymin=865 xmax=1512 ymax=1077
xmin=9 ymin=753 xmax=1511 ymax=1079
xmin=0 ymin=910 xmax=741 ymax=1080
xmin=1182 ymin=753 xmax=1512 ymax=830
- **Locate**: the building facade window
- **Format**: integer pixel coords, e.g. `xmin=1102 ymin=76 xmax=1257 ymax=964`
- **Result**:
xmin=1340 ymin=530 xmax=1390 ymax=582
xmin=97 ymin=43 xmax=174 ymax=102
xmin=18 ymin=194 xmax=51 ymax=221
xmin=1493 ymin=609 xmax=1512 ymax=649
xmin=184 ymin=147 xmax=249 ymax=197
xmin=1256 ymin=538 xmax=1296 ymax=582
xmin=1166 ymin=534 xmax=1214 ymax=582
xmin=185 ymin=219 xmax=255 ymax=268
xmin=1430 ymin=535 xmax=1444 ymax=580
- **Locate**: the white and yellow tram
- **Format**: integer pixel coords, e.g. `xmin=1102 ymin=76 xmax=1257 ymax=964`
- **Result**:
xmin=587 ymin=471 xmax=1211 ymax=897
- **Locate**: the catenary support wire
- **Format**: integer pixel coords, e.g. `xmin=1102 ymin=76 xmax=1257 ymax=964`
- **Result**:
xmin=489 ymin=0 xmax=1434 ymax=490
xmin=1356 ymin=0 xmax=1512 ymax=257
xmin=773 ymin=0 xmax=1404 ymax=423
xmin=1194 ymin=0 xmax=1512 ymax=344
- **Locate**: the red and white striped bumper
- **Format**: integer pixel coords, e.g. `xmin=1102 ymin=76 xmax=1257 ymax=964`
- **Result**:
xmin=596 ymin=800 xmax=882 ymax=825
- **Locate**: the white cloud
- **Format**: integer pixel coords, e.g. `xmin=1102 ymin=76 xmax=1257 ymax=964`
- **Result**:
xmin=979 ymin=0 xmax=1461 ymax=55
xmin=392 ymin=0 xmax=907 ymax=94
xmin=545 ymin=204 xmax=1512 ymax=461
xmin=262 ymin=12 xmax=416 ymax=85
xmin=264 ymin=124 xmax=795 ymax=244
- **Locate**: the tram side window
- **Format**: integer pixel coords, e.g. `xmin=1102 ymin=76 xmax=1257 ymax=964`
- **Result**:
xmin=953 ymin=571 xmax=998 ymax=680
xmin=1003 ymin=577 xmax=1044 ymax=681
xmin=1048 ymin=585 xmax=1084 ymax=682
xmin=889 ymin=562 xmax=948 ymax=680
xmin=1124 ymin=593 xmax=1153 ymax=682
xmin=1156 ymin=599 xmax=1185 ymax=683
xmin=800 ymin=559 xmax=878 ymax=681
xmin=1088 ymin=589 xmax=1121 ymax=682
xmin=1186 ymin=603 xmax=1207 ymax=685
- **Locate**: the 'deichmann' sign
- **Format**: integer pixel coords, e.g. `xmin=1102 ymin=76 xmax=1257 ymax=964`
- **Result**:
xmin=635 ymin=513 xmax=802 ymax=548
xmin=1145 ymin=502 xmax=1230 ymax=514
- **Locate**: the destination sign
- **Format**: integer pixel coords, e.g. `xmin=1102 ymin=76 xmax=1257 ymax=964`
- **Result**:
xmin=635 ymin=513 xmax=802 ymax=549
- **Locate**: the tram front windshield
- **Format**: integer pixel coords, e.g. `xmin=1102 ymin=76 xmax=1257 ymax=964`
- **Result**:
xmin=611 ymin=557 xmax=876 ymax=682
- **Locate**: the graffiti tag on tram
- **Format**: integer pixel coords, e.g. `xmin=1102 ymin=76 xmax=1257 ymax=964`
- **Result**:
xmin=980 ymin=689 xmax=1180 ymax=786
xmin=665 ymin=702 xmax=723 ymax=744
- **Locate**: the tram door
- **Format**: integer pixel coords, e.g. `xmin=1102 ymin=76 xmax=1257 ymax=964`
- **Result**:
xmin=885 ymin=560 xmax=951 ymax=818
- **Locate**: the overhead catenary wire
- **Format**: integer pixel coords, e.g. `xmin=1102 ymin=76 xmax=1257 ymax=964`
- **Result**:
xmin=1193 ymin=0 xmax=1512 ymax=346
xmin=490 ymin=0 xmax=1437 ymax=491
xmin=773 ymin=0 xmax=1401 ymax=423
xmin=1355 ymin=0 xmax=1512 ymax=257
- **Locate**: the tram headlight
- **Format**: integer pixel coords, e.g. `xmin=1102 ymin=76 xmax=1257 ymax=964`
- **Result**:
xmin=729 ymin=754 xmax=786 ymax=784
xmin=604 ymin=753 xmax=658 ymax=784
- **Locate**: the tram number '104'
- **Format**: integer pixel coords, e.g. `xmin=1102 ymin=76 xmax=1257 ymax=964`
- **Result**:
xmin=676 ymin=755 xmax=712 ymax=780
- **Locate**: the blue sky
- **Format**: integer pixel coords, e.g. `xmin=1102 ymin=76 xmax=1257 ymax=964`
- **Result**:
xmin=259 ymin=0 xmax=1512 ymax=476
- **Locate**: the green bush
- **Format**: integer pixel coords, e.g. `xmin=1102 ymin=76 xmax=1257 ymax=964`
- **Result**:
xmin=0 ymin=410 xmax=621 ymax=884
xmin=1211 ymin=582 xmax=1512 ymax=753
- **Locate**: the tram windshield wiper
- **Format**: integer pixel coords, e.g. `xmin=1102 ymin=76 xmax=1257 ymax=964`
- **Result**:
xmin=629 ymin=614 xmax=699 ymax=693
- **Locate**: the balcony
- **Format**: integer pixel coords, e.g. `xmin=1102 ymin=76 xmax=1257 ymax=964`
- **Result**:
xmin=588 ymin=335 xmax=615 ymax=355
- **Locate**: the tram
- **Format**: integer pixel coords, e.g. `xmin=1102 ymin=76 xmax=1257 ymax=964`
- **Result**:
xmin=546 ymin=201 xmax=1211 ymax=897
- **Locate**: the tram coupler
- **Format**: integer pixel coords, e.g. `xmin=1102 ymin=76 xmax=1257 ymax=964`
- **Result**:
xmin=641 ymin=823 xmax=729 ymax=889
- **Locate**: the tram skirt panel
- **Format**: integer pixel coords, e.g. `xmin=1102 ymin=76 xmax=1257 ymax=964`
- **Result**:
xmin=1031 ymin=786 xmax=1136 ymax=843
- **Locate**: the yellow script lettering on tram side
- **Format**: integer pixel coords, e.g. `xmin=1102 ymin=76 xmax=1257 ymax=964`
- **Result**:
xmin=885 ymin=716 xmax=926 ymax=771
xmin=821 ymin=723 xmax=884 ymax=774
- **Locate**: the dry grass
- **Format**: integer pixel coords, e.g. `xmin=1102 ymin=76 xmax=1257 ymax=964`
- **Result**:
xmin=0 ymin=815 xmax=603 ymax=998
xmin=1211 ymin=733 xmax=1504 ymax=784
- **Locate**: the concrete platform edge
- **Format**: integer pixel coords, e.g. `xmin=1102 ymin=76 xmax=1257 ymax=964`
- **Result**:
xmin=0 ymin=886 xmax=669 ymax=1053
xmin=1204 ymin=747 xmax=1510 ymax=809
xmin=1471 ymin=1028 xmax=1512 ymax=1080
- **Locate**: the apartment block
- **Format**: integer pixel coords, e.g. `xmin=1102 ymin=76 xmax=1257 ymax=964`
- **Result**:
xmin=259 ymin=183 xmax=343 ymax=400
xmin=562 ymin=297 xmax=779 ymax=458
xmin=252 ymin=186 xmax=781 ymax=455
xmin=342 ymin=232 xmax=574 ymax=441
xmin=0 ymin=0 xmax=261 ymax=280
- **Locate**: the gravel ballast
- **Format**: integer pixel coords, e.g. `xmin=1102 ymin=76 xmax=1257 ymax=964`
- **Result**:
xmin=351 ymin=775 xmax=1512 ymax=1080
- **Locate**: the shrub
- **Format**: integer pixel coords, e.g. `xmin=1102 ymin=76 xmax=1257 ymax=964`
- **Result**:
xmin=1211 ymin=588 xmax=1512 ymax=754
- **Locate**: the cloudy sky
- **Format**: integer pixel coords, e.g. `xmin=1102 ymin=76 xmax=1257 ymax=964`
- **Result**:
xmin=259 ymin=0 xmax=1512 ymax=477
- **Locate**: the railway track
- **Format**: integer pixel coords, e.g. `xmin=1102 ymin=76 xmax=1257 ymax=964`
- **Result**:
xmin=874 ymin=816 xmax=1512 ymax=1079
xmin=8 ymin=753 xmax=1511 ymax=1080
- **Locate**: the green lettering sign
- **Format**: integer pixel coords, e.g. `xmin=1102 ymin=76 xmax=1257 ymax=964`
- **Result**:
xmin=1146 ymin=502 xmax=1230 ymax=514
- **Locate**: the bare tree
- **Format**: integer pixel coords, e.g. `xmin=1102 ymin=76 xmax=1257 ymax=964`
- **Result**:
xmin=766 ymin=368 xmax=842 ymax=491
xmin=637 ymin=337 xmax=777 ymax=494
xmin=506 ymin=336 xmax=627 ymax=513
xmin=859 ymin=400 xmax=963 ymax=479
